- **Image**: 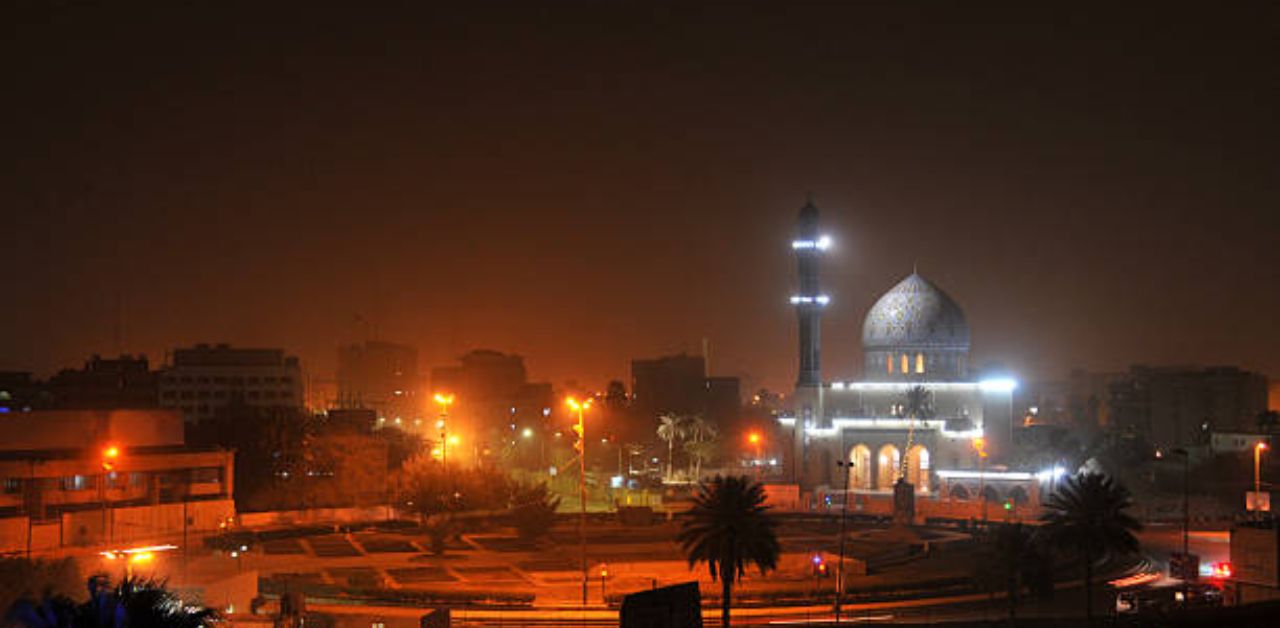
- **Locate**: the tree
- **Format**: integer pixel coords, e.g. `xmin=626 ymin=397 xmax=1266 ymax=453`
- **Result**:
xmin=683 ymin=416 xmax=717 ymax=480
xmin=1038 ymin=472 xmax=1141 ymax=623
xmin=510 ymin=482 xmax=561 ymax=544
xmin=684 ymin=439 xmax=718 ymax=482
xmin=6 ymin=576 xmax=217 ymax=628
xmin=677 ymin=476 xmax=780 ymax=628
xmin=0 ymin=558 xmax=82 ymax=619
xmin=900 ymin=385 xmax=933 ymax=480
xmin=657 ymin=414 xmax=687 ymax=482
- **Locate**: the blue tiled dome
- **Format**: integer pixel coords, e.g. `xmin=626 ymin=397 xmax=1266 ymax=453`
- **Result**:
xmin=862 ymin=273 xmax=969 ymax=350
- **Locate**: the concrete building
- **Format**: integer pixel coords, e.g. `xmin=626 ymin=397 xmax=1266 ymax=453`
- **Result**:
xmin=47 ymin=354 xmax=158 ymax=409
xmin=780 ymin=200 xmax=1022 ymax=505
xmin=428 ymin=350 xmax=555 ymax=463
xmin=630 ymin=354 xmax=742 ymax=430
xmin=336 ymin=340 xmax=421 ymax=422
xmin=0 ymin=409 xmax=234 ymax=554
xmin=159 ymin=343 xmax=303 ymax=422
xmin=1109 ymin=365 xmax=1269 ymax=448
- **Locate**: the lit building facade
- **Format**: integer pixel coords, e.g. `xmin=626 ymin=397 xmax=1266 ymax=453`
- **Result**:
xmin=781 ymin=201 xmax=1018 ymax=498
xmin=158 ymin=344 xmax=303 ymax=422
xmin=0 ymin=409 xmax=234 ymax=554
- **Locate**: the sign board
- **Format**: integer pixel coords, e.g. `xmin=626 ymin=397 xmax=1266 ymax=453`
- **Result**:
xmin=621 ymin=582 xmax=703 ymax=628
xmin=1246 ymin=491 xmax=1271 ymax=512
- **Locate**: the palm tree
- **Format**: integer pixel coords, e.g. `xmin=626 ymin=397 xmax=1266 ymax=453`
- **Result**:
xmin=657 ymin=414 xmax=687 ymax=482
xmin=899 ymin=385 xmax=933 ymax=480
xmin=683 ymin=416 xmax=717 ymax=480
xmin=6 ymin=576 xmax=217 ymax=628
xmin=677 ymin=475 xmax=780 ymax=628
xmin=1038 ymin=472 xmax=1141 ymax=623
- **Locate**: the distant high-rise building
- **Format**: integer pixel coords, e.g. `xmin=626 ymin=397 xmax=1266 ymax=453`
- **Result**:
xmin=428 ymin=349 xmax=553 ymax=462
xmin=48 ymin=354 xmax=158 ymax=409
xmin=630 ymin=354 xmax=742 ymax=430
xmin=336 ymin=341 xmax=421 ymax=422
xmin=1108 ymin=365 xmax=1269 ymax=447
xmin=159 ymin=343 xmax=303 ymax=422
xmin=631 ymin=353 xmax=708 ymax=419
xmin=431 ymin=350 xmax=527 ymax=403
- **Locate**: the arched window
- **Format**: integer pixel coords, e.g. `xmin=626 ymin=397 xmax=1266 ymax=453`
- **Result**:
xmin=915 ymin=353 xmax=924 ymax=374
xmin=900 ymin=354 xmax=909 ymax=373
xmin=886 ymin=354 xmax=894 ymax=374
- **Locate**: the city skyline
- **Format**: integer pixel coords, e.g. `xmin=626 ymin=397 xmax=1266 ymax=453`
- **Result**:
xmin=4 ymin=3 xmax=1277 ymax=391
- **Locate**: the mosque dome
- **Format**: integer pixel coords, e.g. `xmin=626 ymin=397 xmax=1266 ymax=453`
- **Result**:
xmin=862 ymin=273 xmax=970 ymax=351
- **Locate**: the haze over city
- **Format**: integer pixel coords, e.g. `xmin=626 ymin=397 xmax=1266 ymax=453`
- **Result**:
xmin=3 ymin=4 xmax=1280 ymax=628
xmin=4 ymin=2 xmax=1277 ymax=390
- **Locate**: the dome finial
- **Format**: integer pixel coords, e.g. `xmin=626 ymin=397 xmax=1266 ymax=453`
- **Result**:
xmin=913 ymin=259 xmax=918 ymax=275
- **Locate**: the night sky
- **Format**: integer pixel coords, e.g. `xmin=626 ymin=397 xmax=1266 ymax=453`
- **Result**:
xmin=4 ymin=2 xmax=1278 ymax=392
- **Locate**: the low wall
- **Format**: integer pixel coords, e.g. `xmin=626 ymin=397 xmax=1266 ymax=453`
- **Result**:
xmin=238 ymin=505 xmax=399 ymax=528
xmin=0 ymin=499 xmax=237 ymax=551
xmin=815 ymin=492 xmax=1041 ymax=524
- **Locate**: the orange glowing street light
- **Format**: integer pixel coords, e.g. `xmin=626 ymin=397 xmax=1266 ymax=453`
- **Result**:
xmin=747 ymin=431 xmax=764 ymax=463
xmin=434 ymin=393 xmax=455 ymax=466
xmin=972 ymin=436 xmax=989 ymax=523
xmin=102 ymin=445 xmax=120 ymax=471
xmin=565 ymin=396 xmax=593 ymax=606
xmin=1255 ymin=441 xmax=1269 ymax=518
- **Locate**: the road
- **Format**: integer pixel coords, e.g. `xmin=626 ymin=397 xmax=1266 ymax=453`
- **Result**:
xmin=1137 ymin=525 xmax=1230 ymax=577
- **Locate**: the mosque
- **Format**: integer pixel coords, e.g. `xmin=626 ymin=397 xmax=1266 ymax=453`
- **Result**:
xmin=782 ymin=200 xmax=1053 ymax=511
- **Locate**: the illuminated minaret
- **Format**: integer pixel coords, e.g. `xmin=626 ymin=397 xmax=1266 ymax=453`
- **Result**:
xmin=790 ymin=198 xmax=830 ymax=486
xmin=791 ymin=199 xmax=830 ymax=388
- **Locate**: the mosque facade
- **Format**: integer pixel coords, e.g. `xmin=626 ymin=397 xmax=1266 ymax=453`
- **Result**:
xmin=783 ymin=200 xmax=1028 ymax=502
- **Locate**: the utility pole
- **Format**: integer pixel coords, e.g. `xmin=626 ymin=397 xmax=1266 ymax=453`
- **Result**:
xmin=568 ymin=397 xmax=593 ymax=607
xmin=835 ymin=454 xmax=853 ymax=622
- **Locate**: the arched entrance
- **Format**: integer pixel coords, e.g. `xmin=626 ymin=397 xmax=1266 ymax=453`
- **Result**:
xmin=905 ymin=445 xmax=930 ymax=492
xmin=847 ymin=444 xmax=872 ymax=490
xmin=876 ymin=444 xmax=900 ymax=489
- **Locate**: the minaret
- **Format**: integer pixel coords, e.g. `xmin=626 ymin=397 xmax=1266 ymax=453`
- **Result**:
xmin=790 ymin=198 xmax=830 ymax=487
xmin=792 ymin=199 xmax=829 ymax=387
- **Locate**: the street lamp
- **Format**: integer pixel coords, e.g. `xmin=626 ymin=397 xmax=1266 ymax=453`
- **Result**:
xmin=834 ymin=455 xmax=854 ymax=623
xmin=971 ymin=437 xmax=988 ymax=524
xmin=567 ymin=396 xmax=594 ymax=606
xmin=101 ymin=445 xmax=121 ymax=545
xmin=747 ymin=432 xmax=764 ymax=476
xmin=433 ymin=393 xmax=454 ymax=467
xmin=1255 ymin=441 xmax=1269 ymax=519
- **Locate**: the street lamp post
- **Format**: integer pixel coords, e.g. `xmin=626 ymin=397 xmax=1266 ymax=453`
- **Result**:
xmin=748 ymin=432 xmax=763 ymax=478
xmin=567 ymin=396 xmax=594 ymax=606
xmin=433 ymin=393 xmax=454 ymax=468
xmin=834 ymin=454 xmax=853 ymax=623
xmin=972 ymin=437 xmax=988 ymax=524
xmin=101 ymin=445 xmax=120 ymax=546
xmin=1255 ymin=441 xmax=1268 ymax=520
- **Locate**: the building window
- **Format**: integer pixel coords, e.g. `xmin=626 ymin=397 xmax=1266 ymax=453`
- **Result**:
xmin=3 ymin=478 xmax=21 ymax=494
xmin=191 ymin=468 xmax=221 ymax=484
xmin=62 ymin=475 xmax=88 ymax=491
xmin=886 ymin=355 xmax=893 ymax=374
xmin=900 ymin=354 xmax=909 ymax=374
xmin=130 ymin=472 xmax=145 ymax=487
xmin=915 ymin=353 xmax=924 ymax=374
